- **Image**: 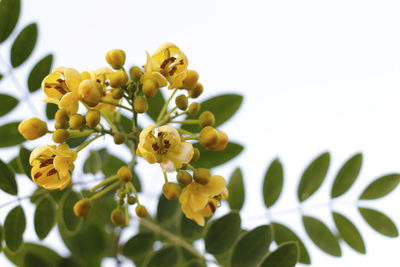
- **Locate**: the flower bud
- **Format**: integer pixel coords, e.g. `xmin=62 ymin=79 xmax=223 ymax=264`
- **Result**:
xmin=118 ymin=198 xmax=124 ymax=206
xmin=73 ymin=198 xmax=92 ymax=217
xmin=193 ymin=168 xmax=211 ymax=185
xmin=134 ymin=96 xmax=148 ymax=113
xmin=112 ymin=88 xmax=124 ymax=100
xmin=175 ymin=94 xmax=188 ymax=111
xmin=191 ymin=148 xmax=200 ymax=162
xmin=86 ymin=109 xmax=100 ymax=128
xmin=129 ymin=66 xmax=142 ymax=81
xmin=106 ymin=49 xmax=126 ymax=69
xmin=188 ymin=102 xmax=201 ymax=115
xmin=189 ymin=83 xmax=203 ymax=98
xmin=118 ymin=166 xmax=132 ymax=183
xmin=69 ymin=114 xmax=85 ymax=129
xmin=114 ymin=133 xmax=126 ymax=145
xmin=55 ymin=109 xmax=69 ymax=124
xmin=52 ymin=129 xmax=69 ymax=143
xmin=199 ymin=126 xmax=220 ymax=148
xmin=182 ymin=70 xmax=199 ymax=90
xmin=79 ymin=80 xmax=102 ymax=107
xmin=111 ymin=209 xmax=125 ymax=225
xmin=18 ymin=118 xmax=48 ymax=140
xmin=135 ymin=205 xmax=148 ymax=218
xmin=110 ymin=70 xmax=129 ymax=87
xmin=162 ymin=182 xmax=182 ymax=200
xmin=142 ymin=78 xmax=158 ymax=98
xmin=209 ymin=130 xmax=228 ymax=151
xmin=128 ymin=196 xmax=137 ymax=205
xmin=55 ymin=121 xmax=69 ymax=129
xmin=177 ymin=171 xmax=192 ymax=185
xmin=199 ymin=111 xmax=215 ymax=128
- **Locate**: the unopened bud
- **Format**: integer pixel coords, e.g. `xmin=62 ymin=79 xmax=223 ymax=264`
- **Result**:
xmin=55 ymin=109 xmax=69 ymax=124
xmin=199 ymin=126 xmax=219 ymax=148
xmin=199 ymin=111 xmax=215 ymax=127
xmin=134 ymin=96 xmax=148 ymax=113
xmin=111 ymin=209 xmax=125 ymax=225
xmin=182 ymin=70 xmax=199 ymax=90
xmin=189 ymin=83 xmax=203 ymax=98
xmin=191 ymin=148 xmax=200 ymax=162
xmin=135 ymin=205 xmax=148 ymax=218
xmin=175 ymin=94 xmax=188 ymax=111
xmin=114 ymin=133 xmax=126 ymax=145
xmin=209 ymin=130 xmax=228 ymax=151
xmin=112 ymin=88 xmax=124 ymax=99
xmin=110 ymin=70 xmax=128 ymax=87
xmin=118 ymin=166 xmax=132 ymax=183
xmin=55 ymin=121 xmax=69 ymax=129
xmin=86 ymin=109 xmax=100 ymax=128
xmin=52 ymin=129 xmax=69 ymax=143
xmin=18 ymin=118 xmax=48 ymax=140
xmin=142 ymin=78 xmax=158 ymax=98
xmin=106 ymin=49 xmax=126 ymax=69
xmin=128 ymin=196 xmax=137 ymax=205
xmin=129 ymin=66 xmax=142 ymax=81
xmin=177 ymin=171 xmax=192 ymax=185
xmin=188 ymin=102 xmax=201 ymax=115
xmin=79 ymin=80 xmax=102 ymax=107
xmin=73 ymin=198 xmax=91 ymax=217
xmin=193 ymin=168 xmax=211 ymax=185
xmin=162 ymin=182 xmax=182 ymax=200
xmin=69 ymin=114 xmax=85 ymax=129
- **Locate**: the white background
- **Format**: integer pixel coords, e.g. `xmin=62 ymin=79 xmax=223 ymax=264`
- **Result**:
xmin=0 ymin=0 xmax=400 ymax=266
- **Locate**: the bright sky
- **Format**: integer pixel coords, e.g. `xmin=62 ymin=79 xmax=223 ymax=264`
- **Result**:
xmin=1 ymin=0 xmax=400 ymax=266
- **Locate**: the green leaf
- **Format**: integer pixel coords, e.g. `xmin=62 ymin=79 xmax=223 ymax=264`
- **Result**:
xmin=8 ymin=156 xmax=23 ymax=174
xmin=0 ymin=121 xmax=25 ymax=147
xmin=358 ymin=207 xmax=398 ymax=237
xmin=263 ymin=158 xmax=284 ymax=208
xmin=297 ymin=152 xmax=330 ymax=202
xmin=157 ymin=194 xmax=180 ymax=224
xmin=83 ymin=150 xmax=102 ymax=174
xmin=34 ymin=196 xmax=56 ymax=240
xmin=65 ymin=135 xmax=88 ymax=149
xmin=0 ymin=0 xmax=20 ymax=43
xmin=10 ymin=23 xmax=38 ymax=68
xmin=24 ymin=251 xmax=52 ymax=267
xmin=0 ymin=225 xmax=3 ymax=252
xmin=260 ymin=242 xmax=299 ymax=267
xmin=123 ymin=232 xmax=156 ymax=262
xmin=28 ymin=54 xmax=53 ymax=92
xmin=0 ymin=94 xmax=18 ymax=116
xmin=120 ymin=114 xmax=133 ymax=133
xmin=231 ymin=225 xmax=273 ymax=267
xmin=191 ymin=142 xmax=244 ymax=169
xmin=359 ymin=173 xmax=400 ymax=200
xmin=182 ymin=94 xmax=243 ymax=133
xmin=45 ymin=103 xmax=58 ymax=120
xmin=0 ymin=159 xmax=18 ymax=195
xmin=272 ymin=222 xmax=310 ymax=264
xmin=144 ymin=245 xmax=179 ymax=267
xmin=101 ymin=153 xmax=125 ymax=177
xmin=59 ymin=190 xmax=83 ymax=234
xmin=331 ymin=153 xmax=362 ymax=198
xmin=205 ymin=212 xmax=241 ymax=255
xmin=332 ymin=211 xmax=365 ymax=254
xmin=57 ymin=257 xmax=84 ymax=267
xmin=302 ymin=215 xmax=341 ymax=257
xmin=4 ymin=205 xmax=25 ymax=251
xmin=180 ymin=213 xmax=204 ymax=240
xmin=227 ymin=167 xmax=245 ymax=211
xmin=19 ymin=146 xmax=32 ymax=179
xmin=4 ymin=243 xmax=61 ymax=267
xmin=146 ymin=89 xmax=165 ymax=122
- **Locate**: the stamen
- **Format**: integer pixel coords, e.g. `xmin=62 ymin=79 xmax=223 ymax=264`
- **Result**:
xmin=208 ymin=201 xmax=217 ymax=213
xmin=152 ymin=142 xmax=159 ymax=151
xmin=55 ymin=86 xmax=67 ymax=94
xmin=34 ymin=172 xmax=42 ymax=180
xmin=169 ymin=66 xmax=177 ymax=76
xmin=45 ymin=84 xmax=52 ymax=88
xmin=40 ymin=158 xmax=54 ymax=168
xmin=47 ymin=169 xmax=58 ymax=176
xmin=56 ymin=78 xmax=65 ymax=83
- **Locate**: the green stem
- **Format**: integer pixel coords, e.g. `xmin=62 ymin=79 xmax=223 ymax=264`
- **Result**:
xmin=100 ymin=111 xmax=119 ymax=133
xmin=90 ymin=175 xmax=119 ymax=192
xmin=125 ymin=196 xmax=130 ymax=226
xmin=169 ymin=119 xmax=198 ymax=124
xmin=177 ymin=128 xmax=198 ymax=138
xmin=90 ymin=180 xmax=121 ymax=200
xmin=128 ymin=182 xmax=140 ymax=204
xmin=76 ymin=134 xmax=103 ymax=153
xmin=99 ymin=99 xmax=133 ymax=112
xmin=162 ymin=169 xmax=168 ymax=183
xmin=187 ymin=164 xmax=196 ymax=171
xmin=156 ymin=88 xmax=178 ymax=122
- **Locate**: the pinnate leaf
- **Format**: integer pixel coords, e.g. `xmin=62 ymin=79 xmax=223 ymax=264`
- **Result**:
xmin=331 ymin=153 xmax=362 ymax=198
xmin=227 ymin=167 xmax=245 ymax=210
xmin=4 ymin=205 xmax=26 ymax=251
xmin=28 ymin=54 xmax=53 ymax=92
xmin=263 ymin=158 xmax=283 ymax=208
xmin=0 ymin=94 xmax=18 ymax=117
xmin=0 ymin=121 xmax=25 ymax=147
xmin=332 ymin=211 xmax=365 ymax=254
xmin=0 ymin=159 xmax=18 ymax=195
xmin=358 ymin=207 xmax=398 ymax=237
xmin=359 ymin=173 xmax=400 ymax=200
xmin=10 ymin=23 xmax=38 ymax=67
xmin=0 ymin=0 xmax=20 ymax=43
xmin=191 ymin=142 xmax=243 ymax=169
xmin=261 ymin=242 xmax=299 ymax=267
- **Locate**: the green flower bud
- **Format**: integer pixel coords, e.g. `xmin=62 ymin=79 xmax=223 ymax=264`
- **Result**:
xmin=189 ymin=83 xmax=203 ymax=98
xmin=53 ymin=129 xmax=69 ymax=143
xmin=175 ymin=94 xmax=188 ymax=111
xmin=188 ymin=102 xmax=201 ymax=115
xmin=135 ymin=205 xmax=148 ymax=218
xmin=199 ymin=111 xmax=215 ymax=128
xmin=128 ymin=196 xmax=137 ymax=205
xmin=177 ymin=171 xmax=192 ymax=185
xmin=129 ymin=66 xmax=142 ymax=81
xmin=114 ymin=133 xmax=126 ymax=145
xmin=118 ymin=166 xmax=132 ymax=183
xmin=69 ymin=114 xmax=85 ymax=129
xmin=73 ymin=198 xmax=92 ymax=217
xmin=134 ymin=96 xmax=148 ymax=113
xmin=191 ymin=148 xmax=200 ymax=162
xmin=55 ymin=108 xmax=69 ymax=124
xmin=193 ymin=168 xmax=211 ymax=185
xmin=86 ymin=109 xmax=100 ymax=128
xmin=112 ymin=88 xmax=124 ymax=99
xmin=111 ymin=209 xmax=125 ymax=225
xmin=162 ymin=182 xmax=182 ymax=200
xmin=55 ymin=121 xmax=69 ymax=129
xmin=142 ymin=79 xmax=158 ymax=98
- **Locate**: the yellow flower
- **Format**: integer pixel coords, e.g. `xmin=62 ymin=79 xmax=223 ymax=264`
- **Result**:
xmin=41 ymin=67 xmax=82 ymax=115
xmin=144 ymin=43 xmax=188 ymax=89
xmin=179 ymin=175 xmax=228 ymax=226
xmin=29 ymin=144 xmax=77 ymax=190
xmin=18 ymin=118 xmax=48 ymax=140
xmin=137 ymin=125 xmax=194 ymax=172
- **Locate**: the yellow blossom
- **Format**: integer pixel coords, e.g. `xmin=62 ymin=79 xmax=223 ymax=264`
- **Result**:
xmin=144 ymin=43 xmax=188 ymax=89
xmin=29 ymin=144 xmax=77 ymax=190
xmin=137 ymin=125 xmax=194 ymax=172
xmin=179 ymin=175 xmax=228 ymax=226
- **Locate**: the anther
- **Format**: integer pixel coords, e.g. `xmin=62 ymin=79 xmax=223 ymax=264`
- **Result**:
xmin=47 ymin=169 xmax=58 ymax=176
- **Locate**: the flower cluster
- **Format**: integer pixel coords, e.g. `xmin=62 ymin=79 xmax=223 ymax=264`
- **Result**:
xmin=18 ymin=43 xmax=230 ymax=226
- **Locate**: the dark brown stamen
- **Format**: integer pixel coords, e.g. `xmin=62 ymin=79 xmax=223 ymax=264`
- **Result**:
xmin=34 ymin=172 xmax=42 ymax=180
xmin=45 ymin=84 xmax=52 ymax=88
xmin=152 ymin=142 xmax=159 ymax=151
xmin=169 ymin=66 xmax=177 ymax=76
xmin=208 ymin=201 xmax=217 ymax=213
xmin=40 ymin=158 xmax=54 ymax=168
xmin=55 ymin=86 xmax=67 ymax=94
xmin=47 ymin=169 xmax=58 ymax=176
xmin=56 ymin=78 xmax=65 ymax=83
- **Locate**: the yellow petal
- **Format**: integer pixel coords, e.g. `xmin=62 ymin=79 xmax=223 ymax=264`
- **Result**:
xmin=54 ymin=155 xmax=69 ymax=177
xmin=181 ymin=200 xmax=205 ymax=226
xmin=189 ymin=193 xmax=208 ymax=212
xmin=158 ymin=125 xmax=180 ymax=142
xmin=201 ymin=175 xmax=226 ymax=196
xmin=59 ymin=92 xmax=79 ymax=115
xmin=29 ymin=145 xmax=55 ymax=165
xmin=64 ymin=68 xmax=82 ymax=94
xmin=160 ymin=159 xmax=176 ymax=172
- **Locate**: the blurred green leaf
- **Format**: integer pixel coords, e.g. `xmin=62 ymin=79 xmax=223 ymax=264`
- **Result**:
xmin=66 ymin=135 xmax=88 ymax=149
xmin=0 ymin=159 xmax=17 ymax=195
xmin=260 ymin=242 xmax=299 ymax=267
xmin=272 ymin=222 xmax=310 ymax=264
xmin=120 ymin=114 xmax=133 ymax=133
xmin=157 ymin=194 xmax=180 ymax=224
xmin=0 ymin=0 xmax=20 ymax=43
xmin=263 ymin=158 xmax=283 ymax=208
xmin=34 ymin=196 xmax=56 ymax=240
xmin=332 ymin=211 xmax=365 ymax=254
xmin=191 ymin=142 xmax=243 ymax=169
xmin=358 ymin=207 xmax=398 ymax=237
xmin=28 ymin=54 xmax=53 ymax=92
xmin=101 ymin=153 xmax=125 ymax=177
xmin=147 ymin=89 xmax=165 ymax=122
xmin=302 ymin=215 xmax=341 ymax=257
xmin=331 ymin=153 xmax=362 ymax=198
xmin=205 ymin=212 xmax=241 ymax=255
xmin=227 ymin=167 xmax=245 ymax=211
xmin=60 ymin=190 xmax=83 ymax=234
xmin=4 ymin=205 xmax=25 ymax=251
xmin=4 ymin=243 xmax=61 ymax=267
xmin=0 ymin=94 xmax=18 ymax=117
xmin=19 ymin=146 xmax=32 ymax=179
xmin=8 ymin=156 xmax=23 ymax=174
xmin=0 ymin=225 xmax=3 ymax=252
xmin=123 ymin=232 xmax=156 ymax=262
xmin=182 ymin=94 xmax=243 ymax=133
xmin=83 ymin=150 xmax=102 ymax=174
xmin=231 ymin=225 xmax=273 ymax=267
xmin=297 ymin=152 xmax=330 ymax=202
xmin=45 ymin=103 xmax=57 ymax=120
xmin=0 ymin=121 xmax=25 ymax=147
xmin=180 ymin=213 xmax=204 ymax=240
xmin=10 ymin=23 xmax=38 ymax=68
xmin=24 ymin=252 xmax=52 ymax=267
xmin=57 ymin=257 xmax=84 ymax=267
xmin=143 ymin=245 xmax=180 ymax=267
xmin=359 ymin=173 xmax=400 ymax=200
xmin=183 ymin=260 xmax=206 ymax=267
